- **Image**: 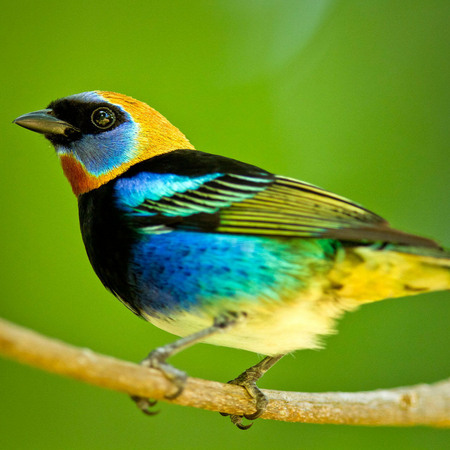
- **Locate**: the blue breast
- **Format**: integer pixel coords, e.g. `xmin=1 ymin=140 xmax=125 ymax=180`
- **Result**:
xmin=130 ymin=231 xmax=333 ymax=315
xmin=113 ymin=170 xmax=336 ymax=315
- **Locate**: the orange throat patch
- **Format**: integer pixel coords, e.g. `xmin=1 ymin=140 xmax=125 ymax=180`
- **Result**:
xmin=60 ymin=154 xmax=108 ymax=196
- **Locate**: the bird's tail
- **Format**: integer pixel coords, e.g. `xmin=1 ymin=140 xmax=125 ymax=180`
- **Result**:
xmin=328 ymin=244 xmax=450 ymax=304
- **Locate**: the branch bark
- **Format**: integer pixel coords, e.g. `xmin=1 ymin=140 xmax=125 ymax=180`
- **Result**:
xmin=0 ymin=317 xmax=449 ymax=427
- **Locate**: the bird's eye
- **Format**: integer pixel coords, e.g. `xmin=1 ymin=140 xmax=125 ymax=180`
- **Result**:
xmin=91 ymin=107 xmax=116 ymax=130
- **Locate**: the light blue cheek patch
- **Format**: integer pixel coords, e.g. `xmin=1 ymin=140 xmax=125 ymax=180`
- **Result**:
xmin=114 ymin=172 xmax=223 ymax=211
xmin=54 ymin=91 xmax=140 ymax=177
xmin=70 ymin=120 xmax=140 ymax=176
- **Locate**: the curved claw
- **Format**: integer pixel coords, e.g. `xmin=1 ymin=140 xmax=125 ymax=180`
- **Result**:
xmin=243 ymin=394 xmax=268 ymax=420
xmin=243 ymin=411 xmax=262 ymax=421
xmin=230 ymin=414 xmax=253 ymax=430
xmin=163 ymin=371 xmax=187 ymax=400
xmin=219 ymin=380 xmax=268 ymax=429
xmin=129 ymin=364 xmax=186 ymax=415
xmin=221 ymin=355 xmax=285 ymax=429
xmin=142 ymin=350 xmax=188 ymax=400
xmin=142 ymin=407 xmax=160 ymax=417
xmin=133 ymin=316 xmax=245 ymax=414
xmin=130 ymin=395 xmax=160 ymax=416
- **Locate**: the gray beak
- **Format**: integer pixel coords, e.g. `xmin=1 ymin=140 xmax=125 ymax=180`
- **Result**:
xmin=14 ymin=109 xmax=80 ymax=136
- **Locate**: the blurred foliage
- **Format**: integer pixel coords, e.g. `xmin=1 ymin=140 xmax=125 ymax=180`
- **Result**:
xmin=1 ymin=1 xmax=449 ymax=449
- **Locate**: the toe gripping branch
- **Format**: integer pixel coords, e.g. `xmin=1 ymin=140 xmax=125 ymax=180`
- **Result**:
xmin=131 ymin=312 xmax=244 ymax=415
xmin=222 ymin=354 xmax=285 ymax=430
xmin=131 ymin=312 xmax=284 ymax=429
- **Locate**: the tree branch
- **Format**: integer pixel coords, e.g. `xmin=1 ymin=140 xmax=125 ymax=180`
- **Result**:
xmin=0 ymin=317 xmax=449 ymax=427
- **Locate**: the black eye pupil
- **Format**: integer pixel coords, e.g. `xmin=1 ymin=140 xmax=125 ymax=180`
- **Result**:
xmin=91 ymin=107 xmax=116 ymax=129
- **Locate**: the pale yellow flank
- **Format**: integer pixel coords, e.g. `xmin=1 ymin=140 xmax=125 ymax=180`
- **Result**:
xmin=142 ymin=246 xmax=450 ymax=355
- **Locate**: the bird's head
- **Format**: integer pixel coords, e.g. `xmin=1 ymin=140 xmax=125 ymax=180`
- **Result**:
xmin=14 ymin=91 xmax=194 ymax=196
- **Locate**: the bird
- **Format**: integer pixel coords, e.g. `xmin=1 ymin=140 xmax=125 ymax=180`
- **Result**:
xmin=14 ymin=91 xmax=450 ymax=429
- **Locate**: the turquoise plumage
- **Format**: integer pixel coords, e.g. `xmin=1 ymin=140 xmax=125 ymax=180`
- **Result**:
xmin=14 ymin=91 xmax=450 ymax=429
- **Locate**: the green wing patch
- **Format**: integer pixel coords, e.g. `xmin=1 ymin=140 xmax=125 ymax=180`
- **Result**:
xmin=217 ymin=175 xmax=385 ymax=235
xmin=135 ymin=172 xmax=440 ymax=248
xmin=215 ymin=176 xmax=439 ymax=248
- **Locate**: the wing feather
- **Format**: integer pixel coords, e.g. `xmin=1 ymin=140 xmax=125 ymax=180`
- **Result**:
xmin=130 ymin=170 xmax=440 ymax=248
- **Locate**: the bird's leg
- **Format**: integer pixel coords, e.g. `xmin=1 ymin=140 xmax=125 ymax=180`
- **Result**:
xmin=224 ymin=354 xmax=285 ymax=430
xmin=132 ymin=312 xmax=243 ymax=415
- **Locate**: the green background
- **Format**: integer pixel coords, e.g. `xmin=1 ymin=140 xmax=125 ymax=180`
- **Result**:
xmin=1 ymin=1 xmax=449 ymax=449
